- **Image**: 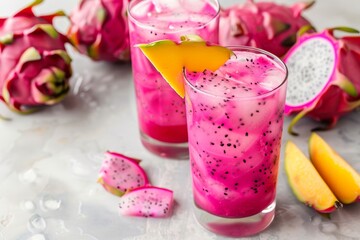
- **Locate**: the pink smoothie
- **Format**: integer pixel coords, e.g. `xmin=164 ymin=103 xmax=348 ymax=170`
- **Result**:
xmin=128 ymin=0 xmax=219 ymax=143
xmin=185 ymin=49 xmax=287 ymax=218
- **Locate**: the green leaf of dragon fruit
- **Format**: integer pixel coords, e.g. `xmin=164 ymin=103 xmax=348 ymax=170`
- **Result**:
xmin=0 ymin=0 xmax=72 ymax=114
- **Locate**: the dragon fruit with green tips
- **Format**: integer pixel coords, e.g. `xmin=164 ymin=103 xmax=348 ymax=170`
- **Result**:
xmin=0 ymin=0 xmax=72 ymax=113
xmin=98 ymin=151 xmax=149 ymax=197
xmin=68 ymin=0 xmax=130 ymax=62
xmin=284 ymin=27 xmax=360 ymax=134
xmin=219 ymin=0 xmax=315 ymax=57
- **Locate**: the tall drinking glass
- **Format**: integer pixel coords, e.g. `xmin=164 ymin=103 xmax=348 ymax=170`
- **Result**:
xmin=128 ymin=0 xmax=220 ymax=159
xmin=184 ymin=46 xmax=288 ymax=237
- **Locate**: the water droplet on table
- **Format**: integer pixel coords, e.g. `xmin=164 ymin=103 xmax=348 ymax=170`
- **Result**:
xmin=77 ymin=201 xmax=87 ymax=217
xmin=89 ymin=101 xmax=98 ymax=108
xmin=27 ymin=233 xmax=46 ymax=240
xmin=19 ymin=169 xmax=37 ymax=183
xmin=320 ymin=222 xmax=338 ymax=233
xmin=70 ymin=158 xmax=92 ymax=176
xmin=97 ymin=84 xmax=108 ymax=92
xmin=28 ymin=214 xmax=46 ymax=233
xmin=72 ymin=74 xmax=84 ymax=95
xmin=81 ymin=233 xmax=99 ymax=240
xmin=40 ymin=195 xmax=61 ymax=211
xmin=0 ymin=214 xmax=14 ymax=227
xmin=21 ymin=200 xmax=36 ymax=211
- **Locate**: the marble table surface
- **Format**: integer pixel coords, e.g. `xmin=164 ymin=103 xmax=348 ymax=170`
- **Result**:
xmin=1 ymin=0 xmax=360 ymax=239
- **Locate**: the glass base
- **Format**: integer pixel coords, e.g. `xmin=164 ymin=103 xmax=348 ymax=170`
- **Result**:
xmin=194 ymin=201 xmax=276 ymax=238
xmin=140 ymin=131 xmax=189 ymax=159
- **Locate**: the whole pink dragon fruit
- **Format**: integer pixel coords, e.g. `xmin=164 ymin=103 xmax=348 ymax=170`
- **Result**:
xmin=219 ymin=0 xmax=315 ymax=57
xmin=283 ymin=27 xmax=360 ymax=135
xmin=68 ymin=0 xmax=130 ymax=62
xmin=0 ymin=0 xmax=72 ymax=114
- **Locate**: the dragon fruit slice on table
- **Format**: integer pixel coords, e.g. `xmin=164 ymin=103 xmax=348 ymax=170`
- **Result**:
xmin=68 ymin=0 xmax=130 ymax=62
xmin=0 ymin=0 xmax=72 ymax=114
xmin=98 ymin=151 xmax=149 ymax=197
xmin=284 ymin=27 xmax=360 ymax=135
xmin=119 ymin=186 xmax=174 ymax=218
xmin=219 ymin=0 xmax=315 ymax=57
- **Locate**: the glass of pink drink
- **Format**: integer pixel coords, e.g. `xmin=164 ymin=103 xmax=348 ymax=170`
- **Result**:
xmin=184 ymin=46 xmax=288 ymax=237
xmin=128 ymin=0 xmax=220 ymax=159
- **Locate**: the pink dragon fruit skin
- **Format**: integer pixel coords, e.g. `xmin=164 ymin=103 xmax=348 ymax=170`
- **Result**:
xmin=219 ymin=0 xmax=315 ymax=57
xmin=98 ymin=151 xmax=174 ymax=217
xmin=283 ymin=27 xmax=360 ymax=134
xmin=98 ymin=151 xmax=149 ymax=197
xmin=0 ymin=0 xmax=72 ymax=113
xmin=68 ymin=0 xmax=130 ymax=62
xmin=119 ymin=186 xmax=174 ymax=218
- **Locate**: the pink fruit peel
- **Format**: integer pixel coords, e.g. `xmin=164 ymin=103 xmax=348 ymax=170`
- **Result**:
xmin=118 ymin=186 xmax=174 ymax=218
xmin=0 ymin=0 xmax=72 ymax=114
xmin=98 ymin=151 xmax=149 ymax=197
xmin=219 ymin=0 xmax=315 ymax=57
xmin=98 ymin=151 xmax=175 ymax=218
xmin=68 ymin=0 xmax=130 ymax=62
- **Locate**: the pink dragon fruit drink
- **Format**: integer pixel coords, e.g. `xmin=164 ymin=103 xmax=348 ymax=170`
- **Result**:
xmin=184 ymin=46 xmax=288 ymax=237
xmin=128 ymin=0 xmax=219 ymax=159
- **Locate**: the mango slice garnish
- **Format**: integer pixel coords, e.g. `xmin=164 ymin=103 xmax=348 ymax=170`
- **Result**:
xmin=137 ymin=35 xmax=233 ymax=98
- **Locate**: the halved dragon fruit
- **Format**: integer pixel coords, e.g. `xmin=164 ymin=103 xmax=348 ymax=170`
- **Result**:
xmin=98 ymin=151 xmax=149 ymax=196
xmin=284 ymin=27 xmax=360 ymax=134
xmin=119 ymin=186 xmax=174 ymax=218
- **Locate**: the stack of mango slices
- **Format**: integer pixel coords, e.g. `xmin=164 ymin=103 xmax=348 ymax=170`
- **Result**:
xmin=285 ymin=133 xmax=360 ymax=215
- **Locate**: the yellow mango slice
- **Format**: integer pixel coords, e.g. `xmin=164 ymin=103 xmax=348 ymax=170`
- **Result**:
xmin=309 ymin=133 xmax=360 ymax=204
xmin=137 ymin=36 xmax=233 ymax=98
xmin=285 ymin=141 xmax=341 ymax=213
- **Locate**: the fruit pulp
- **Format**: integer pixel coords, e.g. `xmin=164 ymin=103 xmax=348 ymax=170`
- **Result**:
xmin=128 ymin=0 xmax=219 ymax=157
xmin=184 ymin=47 xmax=287 ymax=236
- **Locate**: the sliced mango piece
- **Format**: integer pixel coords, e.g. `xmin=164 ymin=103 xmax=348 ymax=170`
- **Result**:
xmin=137 ymin=36 xmax=233 ymax=98
xmin=309 ymin=133 xmax=360 ymax=204
xmin=285 ymin=141 xmax=341 ymax=213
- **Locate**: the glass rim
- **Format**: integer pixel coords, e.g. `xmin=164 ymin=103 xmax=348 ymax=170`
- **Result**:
xmin=127 ymin=0 xmax=220 ymax=33
xmin=183 ymin=45 xmax=288 ymax=101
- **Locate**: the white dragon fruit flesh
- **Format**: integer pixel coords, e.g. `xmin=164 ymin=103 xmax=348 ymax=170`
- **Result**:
xmin=119 ymin=186 xmax=174 ymax=218
xmin=284 ymin=27 xmax=360 ymax=135
xmin=98 ymin=151 xmax=149 ymax=196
